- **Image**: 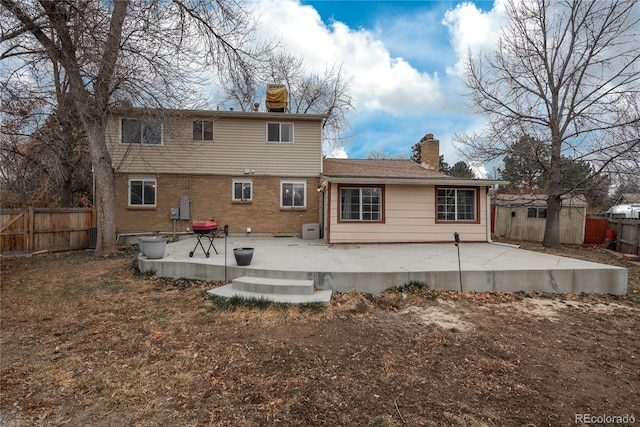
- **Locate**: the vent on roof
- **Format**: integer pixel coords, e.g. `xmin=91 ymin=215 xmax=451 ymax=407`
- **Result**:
xmin=266 ymin=84 xmax=288 ymax=112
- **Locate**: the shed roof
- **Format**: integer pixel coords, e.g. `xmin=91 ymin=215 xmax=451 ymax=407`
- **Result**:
xmin=618 ymin=193 xmax=640 ymax=204
xmin=493 ymin=194 xmax=588 ymax=208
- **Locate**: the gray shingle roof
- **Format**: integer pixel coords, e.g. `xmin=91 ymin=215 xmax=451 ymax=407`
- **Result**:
xmin=322 ymin=158 xmax=449 ymax=179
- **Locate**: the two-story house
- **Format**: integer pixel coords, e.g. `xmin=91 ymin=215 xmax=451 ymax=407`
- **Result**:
xmin=106 ymin=107 xmax=327 ymax=237
xmin=107 ymin=105 xmax=506 ymax=243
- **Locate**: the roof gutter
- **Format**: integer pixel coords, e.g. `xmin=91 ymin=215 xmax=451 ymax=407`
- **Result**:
xmin=321 ymin=176 xmax=509 ymax=186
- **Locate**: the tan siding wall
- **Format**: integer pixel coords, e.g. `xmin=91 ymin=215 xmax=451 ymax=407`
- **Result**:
xmin=327 ymin=184 xmax=488 ymax=243
xmin=494 ymin=205 xmax=586 ymax=244
xmin=115 ymin=174 xmax=321 ymax=236
xmin=107 ymin=115 xmax=322 ymax=176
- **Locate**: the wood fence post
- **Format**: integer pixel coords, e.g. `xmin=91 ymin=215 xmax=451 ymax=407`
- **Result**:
xmin=27 ymin=206 xmax=34 ymax=253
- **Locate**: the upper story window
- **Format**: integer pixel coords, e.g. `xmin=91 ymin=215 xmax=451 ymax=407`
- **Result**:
xmin=121 ymin=119 xmax=162 ymax=145
xmin=193 ymin=120 xmax=213 ymax=140
xmin=129 ymin=178 xmax=156 ymax=207
xmin=437 ymin=188 xmax=477 ymax=222
xmin=267 ymin=122 xmax=294 ymax=143
xmin=232 ymin=180 xmax=252 ymax=201
xmin=340 ymin=186 xmax=383 ymax=222
xmin=281 ymin=181 xmax=305 ymax=208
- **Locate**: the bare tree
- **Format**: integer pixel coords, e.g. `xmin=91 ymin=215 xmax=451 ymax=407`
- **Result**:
xmin=1 ymin=59 xmax=91 ymax=208
xmin=365 ymin=147 xmax=408 ymax=160
xmin=1 ymin=0 xmax=272 ymax=253
xmin=456 ymin=0 xmax=640 ymax=247
xmin=221 ymin=50 xmax=355 ymax=155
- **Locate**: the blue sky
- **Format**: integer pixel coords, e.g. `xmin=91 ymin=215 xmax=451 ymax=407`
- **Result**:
xmin=246 ymin=0 xmax=507 ymax=176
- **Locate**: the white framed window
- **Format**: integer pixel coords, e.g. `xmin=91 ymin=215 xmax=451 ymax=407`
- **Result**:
xmin=340 ymin=186 xmax=383 ymax=222
xmin=193 ymin=120 xmax=213 ymax=140
xmin=267 ymin=122 xmax=294 ymax=142
xmin=232 ymin=180 xmax=252 ymax=201
xmin=527 ymin=207 xmax=547 ymax=219
xmin=437 ymin=188 xmax=477 ymax=222
xmin=121 ymin=119 xmax=162 ymax=145
xmin=129 ymin=178 xmax=157 ymax=207
xmin=281 ymin=181 xmax=306 ymax=208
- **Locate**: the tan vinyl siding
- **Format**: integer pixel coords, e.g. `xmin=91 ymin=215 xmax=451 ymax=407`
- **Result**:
xmin=107 ymin=114 xmax=322 ymax=176
xmin=328 ymin=184 xmax=487 ymax=243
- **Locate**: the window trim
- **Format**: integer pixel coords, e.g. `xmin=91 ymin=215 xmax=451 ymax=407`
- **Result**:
xmin=435 ymin=186 xmax=480 ymax=224
xmin=193 ymin=119 xmax=214 ymax=141
xmin=232 ymin=179 xmax=253 ymax=202
xmin=128 ymin=177 xmax=157 ymax=208
xmin=280 ymin=180 xmax=306 ymax=209
xmin=267 ymin=122 xmax=294 ymax=143
xmin=337 ymin=184 xmax=385 ymax=223
xmin=120 ymin=118 xmax=163 ymax=145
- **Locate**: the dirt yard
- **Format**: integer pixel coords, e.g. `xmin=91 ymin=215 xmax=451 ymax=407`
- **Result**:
xmin=1 ymin=243 xmax=638 ymax=426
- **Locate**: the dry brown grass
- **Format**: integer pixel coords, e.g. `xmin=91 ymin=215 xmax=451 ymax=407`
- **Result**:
xmin=1 ymin=245 xmax=639 ymax=426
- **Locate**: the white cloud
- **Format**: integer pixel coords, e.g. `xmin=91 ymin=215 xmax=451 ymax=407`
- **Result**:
xmin=325 ymin=144 xmax=348 ymax=159
xmin=252 ymin=0 xmax=444 ymax=115
xmin=248 ymin=0 xmax=510 ymax=163
xmin=468 ymin=161 xmax=489 ymax=179
xmin=442 ymin=0 xmax=506 ymax=75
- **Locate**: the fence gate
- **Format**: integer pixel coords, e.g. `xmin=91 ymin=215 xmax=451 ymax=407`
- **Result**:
xmin=583 ymin=217 xmax=609 ymax=244
xmin=1 ymin=207 xmax=95 ymax=255
xmin=0 ymin=210 xmax=30 ymax=253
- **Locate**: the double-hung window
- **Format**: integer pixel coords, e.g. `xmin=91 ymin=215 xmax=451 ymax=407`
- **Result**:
xmin=267 ymin=122 xmax=293 ymax=142
xmin=193 ymin=120 xmax=213 ymax=140
xmin=340 ymin=186 xmax=383 ymax=222
xmin=437 ymin=188 xmax=477 ymax=221
xmin=121 ymin=119 xmax=162 ymax=145
xmin=233 ymin=180 xmax=252 ymax=201
xmin=281 ymin=181 xmax=305 ymax=208
xmin=129 ymin=178 xmax=156 ymax=207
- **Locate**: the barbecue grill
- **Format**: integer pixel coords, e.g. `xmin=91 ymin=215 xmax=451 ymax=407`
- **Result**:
xmin=190 ymin=220 xmax=219 ymax=257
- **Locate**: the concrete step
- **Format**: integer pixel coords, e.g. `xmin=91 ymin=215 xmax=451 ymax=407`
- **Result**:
xmin=232 ymin=276 xmax=315 ymax=295
xmin=207 ymin=285 xmax=332 ymax=304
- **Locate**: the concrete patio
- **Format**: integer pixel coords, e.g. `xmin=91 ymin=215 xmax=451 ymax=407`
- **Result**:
xmin=137 ymin=236 xmax=628 ymax=301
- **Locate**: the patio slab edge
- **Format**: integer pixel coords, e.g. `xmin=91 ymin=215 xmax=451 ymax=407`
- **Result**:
xmin=138 ymin=254 xmax=628 ymax=295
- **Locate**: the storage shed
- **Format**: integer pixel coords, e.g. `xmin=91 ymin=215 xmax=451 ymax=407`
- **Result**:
xmin=493 ymin=194 xmax=587 ymax=244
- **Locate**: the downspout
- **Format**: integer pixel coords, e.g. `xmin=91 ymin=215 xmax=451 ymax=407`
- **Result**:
xmin=487 ymin=185 xmax=520 ymax=249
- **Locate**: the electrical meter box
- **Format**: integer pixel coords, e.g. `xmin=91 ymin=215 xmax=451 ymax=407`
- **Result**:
xmin=169 ymin=208 xmax=180 ymax=220
xmin=179 ymin=198 xmax=190 ymax=220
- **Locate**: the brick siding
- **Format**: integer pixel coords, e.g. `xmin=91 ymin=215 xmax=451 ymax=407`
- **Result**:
xmin=115 ymin=174 xmax=320 ymax=236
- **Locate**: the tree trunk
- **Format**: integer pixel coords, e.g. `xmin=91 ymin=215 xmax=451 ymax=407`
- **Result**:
xmin=60 ymin=176 xmax=73 ymax=207
xmin=543 ymin=193 xmax=562 ymax=248
xmin=543 ymin=128 xmax=563 ymax=248
xmin=85 ymin=121 xmax=117 ymax=254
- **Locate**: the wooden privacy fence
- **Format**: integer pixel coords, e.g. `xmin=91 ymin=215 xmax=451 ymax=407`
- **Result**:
xmin=608 ymin=219 xmax=640 ymax=256
xmin=0 ymin=207 xmax=96 ymax=255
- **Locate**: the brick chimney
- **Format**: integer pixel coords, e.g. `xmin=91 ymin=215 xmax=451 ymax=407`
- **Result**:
xmin=419 ymin=133 xmax=439 ymax=171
